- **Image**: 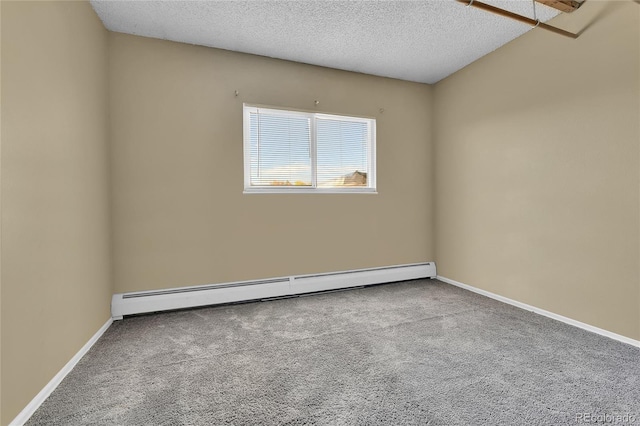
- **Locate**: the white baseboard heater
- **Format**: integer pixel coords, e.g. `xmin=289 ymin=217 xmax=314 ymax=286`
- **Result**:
xmin=111 ymin=262 xmax=436 ymax=319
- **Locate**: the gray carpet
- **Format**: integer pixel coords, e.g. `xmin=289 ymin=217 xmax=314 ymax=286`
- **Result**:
xmin=27 ymin=279 xmax=639 ymax=425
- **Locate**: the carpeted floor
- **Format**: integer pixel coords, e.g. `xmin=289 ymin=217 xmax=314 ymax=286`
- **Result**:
xmin=27 ymin=279 xmax=639 ymax=425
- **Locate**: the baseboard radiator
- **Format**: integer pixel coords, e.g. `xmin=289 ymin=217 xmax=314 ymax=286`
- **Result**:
xmin=111 ymin=262 xmax=436 ymax=319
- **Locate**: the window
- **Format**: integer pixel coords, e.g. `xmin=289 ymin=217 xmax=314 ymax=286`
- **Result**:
xmin=243 ymin=105 xmax=376 ymax=193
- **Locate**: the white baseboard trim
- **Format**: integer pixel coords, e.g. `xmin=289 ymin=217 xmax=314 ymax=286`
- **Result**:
xmin=436 ymin=275 xmax=640 ymax=348
xmin=9 ymin=318 xmax=113 ymax=426
xmin=112 ymin=262 xmax=437 ymax=318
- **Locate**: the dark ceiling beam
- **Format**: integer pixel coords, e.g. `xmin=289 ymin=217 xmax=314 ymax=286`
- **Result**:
xmin=456 ymin=0 xmax=579 ymax=39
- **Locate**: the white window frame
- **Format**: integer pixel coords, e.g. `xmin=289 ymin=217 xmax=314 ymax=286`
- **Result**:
xmin=243 ymin=104 xmax=377 ymax=194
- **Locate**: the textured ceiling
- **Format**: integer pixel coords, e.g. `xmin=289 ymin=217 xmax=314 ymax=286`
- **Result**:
xmin=90 ymin=0 xmax=559 ymax=84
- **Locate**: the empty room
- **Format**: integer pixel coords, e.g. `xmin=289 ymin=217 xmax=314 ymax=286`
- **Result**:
xmin=1 ymin=0 xmax=639 ymax=424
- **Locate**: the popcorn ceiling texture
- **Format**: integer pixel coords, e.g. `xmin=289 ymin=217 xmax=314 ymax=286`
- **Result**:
xmin=90 ymin=0 xmax=559 ymax=84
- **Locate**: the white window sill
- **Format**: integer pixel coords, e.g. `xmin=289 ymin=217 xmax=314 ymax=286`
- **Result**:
xmin=243 ymin=187 xmax=378 ymax=194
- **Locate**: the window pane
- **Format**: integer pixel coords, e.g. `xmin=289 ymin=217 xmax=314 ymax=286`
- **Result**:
xmin=249 ymin=112 xmax=312 ymax=186
xmin=316 ymin=118 xmax=369 ymax=187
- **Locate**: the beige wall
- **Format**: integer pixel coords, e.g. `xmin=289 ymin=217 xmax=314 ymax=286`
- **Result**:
xmin=109 ymin=33 xmax=435 ymax=293
xmin=0 ymin=2 xmax=3 ymax=422
xmin=434 ymin=1 xmax=640 ymax=340
xmin=2 ymin=0 xmax=638 ymax=422
xmin=0 ymin=2 xmax=112 ymax=424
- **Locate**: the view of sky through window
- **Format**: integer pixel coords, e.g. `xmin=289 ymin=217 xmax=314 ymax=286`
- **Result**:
xmin=249 ymin=111 xmax=370 ymax=187
xmin=317 ymin=118 xmax=368 ymax=187
xmin=249 ymin=112 xmax=312 ymax=186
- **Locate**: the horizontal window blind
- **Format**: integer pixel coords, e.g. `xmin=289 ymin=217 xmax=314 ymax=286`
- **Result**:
xmin=249 ymin=111 xmax=312 ymax=186
xmin=244 ymin=105 xmax=375 ymax=193
xmin=316 ymin=118 xmax=369 ymax=188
